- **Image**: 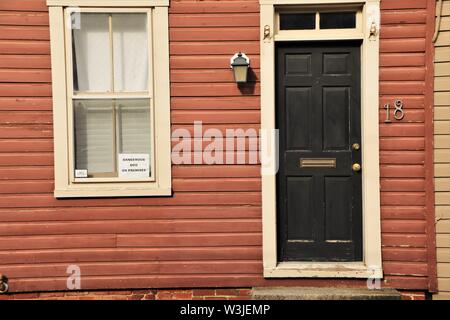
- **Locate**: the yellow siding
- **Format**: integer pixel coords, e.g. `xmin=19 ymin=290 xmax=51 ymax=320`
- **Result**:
xmin=435 ymin=0 xmax=450 ymax=299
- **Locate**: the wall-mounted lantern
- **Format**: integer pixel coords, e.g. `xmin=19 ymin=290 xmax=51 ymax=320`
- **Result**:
xmin=230 ymin=52 xmax=250 ymax=84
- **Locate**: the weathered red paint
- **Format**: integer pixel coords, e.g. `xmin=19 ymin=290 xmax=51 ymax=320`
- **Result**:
xmin=0 ymin=0 xmax=438 ymax=294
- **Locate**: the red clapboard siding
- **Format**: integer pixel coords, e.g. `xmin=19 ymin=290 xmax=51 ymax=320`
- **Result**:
xmin=379 ymin=124 xmax=425 ymax=137
xmin=168 ymin=1 xmax=260 ymax=14
xmin=0 ymin=69 xmax=51 ymax=83
xmin=380 ymin=67 xmax=426 ymax=81
xmin=0 ymin=181 xmax=53 ymax=194
xmin=0 ymin=54 xmax=50 ymax=68
xmin=380 ymin=179 xmax=425 ymax=191
xmin=381 ymin=0 xmax=427 ymax=10
xmin=380 ymin=138 xmax=425 ymax=150
xmin=380 ymin=166 xmax=425 ymax=178
xmin=379 ymin=0 xmax=434 ymax=292
xmin=0 ymin=84 xmax=51 ymax=97
xmin=171 ymin=83 xmax=260 ymax=97
xmin=171 ymin=96 xmax=260 ymax=110
xmin=0 ymin=139 xmax=53 ymax=152
xmin=0 ymin=11 xmax=49 ymax=26
xmin=0 ymin=193 xmax=263 ymax=208
xmin=0 ymin=97 xmax=53 ymax=111
xmin=0 ymin=0 xmax=436 ymax=294
xmin=117 ymin=233 xmax=262 ymax=247
xmin=381 ymin=10 xmax=427 ymax=24
xmin=0 ymin=0 xmax=48 ymax=12
xmin=171 ymin=124 xmax=260 ymax=136
xmin=381 ymin=220 xmax=427 ymax=233
xmin=0 ymin=167 xmax=54 ymax=180
xmin=384 ymin=276 xmax=429 ymax=290
xmin=0 ymin=40 xmax=50 ymax=54
xmin=170 ymin=41 xmax=260 ymax=55
xmin=170 ymin=13 xmax=260 ymax=27
xmin=0 ymin=126 xmax=53 ymax=139
xmin=380 ymin=81 xmax=425 ymax=95
xmin=382 ymin=234 xmax=428 ymax=247
xmin=382 ymin=248 xmax=428 ymax=262
xmin=0 ymin=206 xmax=263 ymax=222
xmin=379 ymin=109 xmax=425 ymax=123
xmin=170 ymin=27 xmax=260 ymax=41
xmin=380 ymin=151 xmax=425 ymax=164
xmin=0 ymin=247 xmax=263 ymax=265
xmin=383 ymin=262 xmax=428 ymax=276
xmin=380 ymin=96 xmax=425 ymax=108
xmin=1 ymin=260 xmax=263 ymax=278
xmin=381 ymin=206 xmax=426 ymax=220
xmin=0 ymin=152 xmax=53 ymax=166
xmin=381 ymin=192 xmax=426 ymax=206
xmin=171 ymin=55 xmax=261 ymax=69
xmin=0 ymin=26 xmax=49 ymax=40
xmin=380 ymin=53 xmax=425 ymax=67
xmin=381 ymin=39 xmax=426 ymax=53
xmin=0 ymin=111 xmax=52 ymax=124
xmin=0 ymin=178 xmax=261 ymax=194
xmin=0 ymin=220 xmax=262 ymax=236
xmin=380 ymin=25 xmax=427 ymax=39
xmin=171 ymin=69 xmax=260 ymax=83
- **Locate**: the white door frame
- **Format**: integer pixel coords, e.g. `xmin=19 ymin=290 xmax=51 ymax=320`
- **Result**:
xmin=260 ymin=0 xmax=383 ymax=278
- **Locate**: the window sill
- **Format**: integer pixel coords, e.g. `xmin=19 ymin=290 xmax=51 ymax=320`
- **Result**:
xmin=264 ymin=262 xmax=383 ymax=278
xmin=55 ymin=186 xmax=172 ymax=198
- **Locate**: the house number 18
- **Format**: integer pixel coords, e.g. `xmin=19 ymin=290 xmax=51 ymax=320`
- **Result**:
xmin=384 ymin=100 xmax=405 ymax=123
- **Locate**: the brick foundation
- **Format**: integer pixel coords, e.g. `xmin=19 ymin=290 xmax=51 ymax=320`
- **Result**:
xmin=0 ymin=288 xmax=252 ymax=300
xmin=0 ymin=289 xmax=428 ymax=300
xmin=399 ymin=291 xmax=427 ymax=300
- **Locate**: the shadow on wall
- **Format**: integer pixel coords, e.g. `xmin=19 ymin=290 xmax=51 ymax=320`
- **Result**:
xmin=237 ymin=68 xmax=258 ymax=95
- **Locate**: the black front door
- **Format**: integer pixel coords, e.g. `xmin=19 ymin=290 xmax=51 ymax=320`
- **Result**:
xmin=276 ymin=41 xmax=362 ymax=262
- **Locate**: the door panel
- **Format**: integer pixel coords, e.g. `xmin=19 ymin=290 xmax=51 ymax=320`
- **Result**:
xmin=276 ymin=41 xmax=362 ymax=262
xmin=287 ymin=177 xmax=314 ymax=240
xmin=323 ymin=87 xmax=350 ymax=150
xmin=286 ymin=87 xmax=312 ymax=150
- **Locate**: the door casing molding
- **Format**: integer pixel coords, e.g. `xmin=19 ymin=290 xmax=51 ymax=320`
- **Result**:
xmin=260 ymin=0 xmax=382 ymax=278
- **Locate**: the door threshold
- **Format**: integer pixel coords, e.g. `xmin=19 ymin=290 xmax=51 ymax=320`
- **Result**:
xmin=264 ymin=262 xmax=382 ymax=278
xmin=252 ymin=287 xmax=401 ymax=300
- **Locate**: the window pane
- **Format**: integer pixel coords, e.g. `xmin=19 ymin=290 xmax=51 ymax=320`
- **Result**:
xmin=74 ymin=100 xmax=115 ymax=176
xmin=280 ymin=13 xmax=316 ymax=30
xmin=112 ymin=14 xmax=149 ymax=92
xmin=74 ymin=99 xmax=151 ymax=178
xmin=72 ymin=13 xmax=111 ymax=92
xmin=117 ymin=99 xmax=151 ymax=155
xmin=320 ymin=12 xmax=356 ymax=29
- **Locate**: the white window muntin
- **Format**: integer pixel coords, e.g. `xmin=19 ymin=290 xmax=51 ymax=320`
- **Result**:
xmin=64 ymin=7 xmax=156 ymax=183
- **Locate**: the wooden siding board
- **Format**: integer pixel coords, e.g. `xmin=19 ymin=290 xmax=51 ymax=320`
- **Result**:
xmin=435 ymin=0 xmax=450 ymax=297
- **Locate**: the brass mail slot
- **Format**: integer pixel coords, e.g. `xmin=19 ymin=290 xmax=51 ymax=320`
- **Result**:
xmin=300 ymin=158 xmax=336 ymax=168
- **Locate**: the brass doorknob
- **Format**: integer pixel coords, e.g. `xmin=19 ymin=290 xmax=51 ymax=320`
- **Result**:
xmin=352 ymin=163 xmax=361 ymax=172
xmin=352 ymin=143 xmax=360 ymax=151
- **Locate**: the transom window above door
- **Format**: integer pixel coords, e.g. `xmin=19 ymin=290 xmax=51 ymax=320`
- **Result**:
xmin=275 ymin=7 xmax=363 ymax=40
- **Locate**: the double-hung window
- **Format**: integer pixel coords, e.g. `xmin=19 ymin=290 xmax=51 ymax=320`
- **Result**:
xmin=47 ymin=1 xmax=171 ymax=197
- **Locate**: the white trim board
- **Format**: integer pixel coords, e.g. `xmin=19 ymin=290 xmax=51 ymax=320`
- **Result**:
xmin=260 ymin=0 xmax=382 ymax=278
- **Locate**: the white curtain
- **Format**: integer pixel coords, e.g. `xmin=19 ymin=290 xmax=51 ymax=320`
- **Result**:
xmin=72 ymin=13 xmax=111 ymax=92
xmin=112 ymin=14 xmax=148 ymax=92
xmin=73 ymin=13 xmax=148 ymax=93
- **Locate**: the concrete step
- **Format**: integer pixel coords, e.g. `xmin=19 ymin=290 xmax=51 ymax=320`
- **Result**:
xmin=252 ymin=287 xmax=402 ymax=300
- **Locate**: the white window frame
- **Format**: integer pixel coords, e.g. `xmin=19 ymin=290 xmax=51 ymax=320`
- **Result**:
xmin=260 ymin=0 xmax=383 ymax=278
xmin=48 ymin=0 xmax=171 ymax=197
